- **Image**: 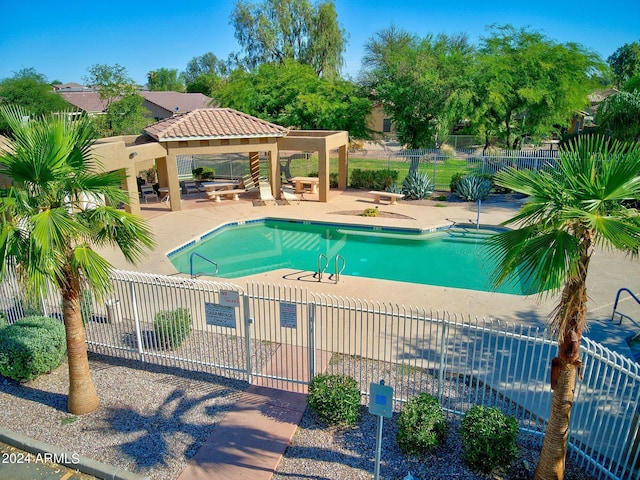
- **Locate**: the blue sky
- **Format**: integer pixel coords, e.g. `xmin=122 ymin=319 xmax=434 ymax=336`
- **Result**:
xmin=1 ymin=1 xmax=638 ymax=85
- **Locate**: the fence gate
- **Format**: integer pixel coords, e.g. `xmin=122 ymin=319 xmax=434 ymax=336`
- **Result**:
xmin=245 ymin=283 xmax=319 ymax=392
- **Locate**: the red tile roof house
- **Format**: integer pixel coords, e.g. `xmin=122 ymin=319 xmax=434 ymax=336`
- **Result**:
xmin=57 ymin=88 xmax=213 ymax=120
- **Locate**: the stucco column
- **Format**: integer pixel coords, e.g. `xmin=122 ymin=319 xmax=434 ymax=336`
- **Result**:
xmin=157 ymin=154 xmax=182 ymax=211
xmin=318 ymin=145 xmax=329 ymax=202
xmin=123 ymin=166 xmax=140 ymax=215
xmin=338 ymin=144 xmax=348 ymax=190
xmin=269 ymin=147 xmax=281 ymax=198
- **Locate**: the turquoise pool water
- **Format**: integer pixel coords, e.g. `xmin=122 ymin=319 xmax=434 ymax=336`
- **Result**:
xmin=168 ymin=218 xmax=535 ymax=295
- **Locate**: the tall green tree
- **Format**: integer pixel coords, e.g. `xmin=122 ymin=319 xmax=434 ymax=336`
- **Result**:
xmin=0 ymin=105 xmax=155 ymax=414
xmin=94 ymin=94 xmax=151 ymax=137
xmin=84 ymin=64 xmax=150 ymax=136
xmin=213 ymin=60 xmax=370 ymax=137
xmin=470 ymin=25 xmax=604 ymax=149
xmin=230 ymin=0 xmax=346 ymax=78
xmin=147 ymin=68 xmax=185 ymax=92
xmin=607 ymin=41 xmax=640 ymax=88
xmin=0 ymin=69 xmax=71 ymax=133
xmin=184 ymin=52 xmax=229 ymax=95
xmin=596 ymin=89 xmax=640 ymax=143
xmin=487 ymin=135 xmax=640 ymax=480
xmin=361 ymin=27 xmax=473 ymax=148
xmin=84 ymin=64 xmax=137 ymax=109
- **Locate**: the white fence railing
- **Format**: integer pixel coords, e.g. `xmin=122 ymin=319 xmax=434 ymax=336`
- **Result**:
xmin=1 ymin=269 xmax=638 ymax=480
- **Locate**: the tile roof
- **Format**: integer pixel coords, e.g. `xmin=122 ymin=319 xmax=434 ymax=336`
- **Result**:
xmin=58 ymin=91 xmax=107 ymax=113
xmin=140 ymin=91 xmax=213 ymax=114
xmin=144 ymin=108 xmax=289 ymax=142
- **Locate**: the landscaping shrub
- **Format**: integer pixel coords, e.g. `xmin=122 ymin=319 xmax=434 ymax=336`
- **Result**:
xmin=0 ymin=311 xmax=7 ymax=328
xmin=363 ymin=207 xmax=379 ymax=217
xmin=153 ymin=308 xmax=193 ymax=349
xmin=0 ymin=316 xmax=67 ymax=381
xmin=402 ymin=171 xmax=434 ymax=200
xmin=350 ymin=169 xmax=398 ymax=190
xmin=396 ymin=392 xmax=448 ymax=455
xmin=460 ymin=405 xmax=519 ymax=475
xmin=307 ymin=374 xmax=361 ymax=426
xmin=192 ymin=166 xmax=215 ymax=180
xmin=449 ymin=172 xmax=467 ymax=192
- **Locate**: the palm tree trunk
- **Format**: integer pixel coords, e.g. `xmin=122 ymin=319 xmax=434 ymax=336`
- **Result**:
xmin=533 ymin=361 xmax=577 ymax=480
xmin=534 ymin=255 xmax=589 ymax=480
xmin=62 ymin=294 xmax=99 ymax=415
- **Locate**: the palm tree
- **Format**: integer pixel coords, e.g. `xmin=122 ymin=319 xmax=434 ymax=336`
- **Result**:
xmin=486 ymin=134 xmax=640 ymax=480
xmin=0 ymin=105 xmax=155 ymax=414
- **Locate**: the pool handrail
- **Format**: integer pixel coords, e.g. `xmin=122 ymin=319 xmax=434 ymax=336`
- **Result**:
xmin=317 ymin=253 xmax=328 ymax=281
xmin=190 ymin=252 xmax=219 ymax=278
xmin=610 ymin=287 xmax=640 ymax=329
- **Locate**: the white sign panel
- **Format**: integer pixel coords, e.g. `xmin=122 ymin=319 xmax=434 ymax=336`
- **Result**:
xmin=205 ymin=302 xmax=236 ymax=328
xmin=220 ymin=290 xmax=240 ymax=308
xmin=279 ymin=302 xmax=297 ymax=329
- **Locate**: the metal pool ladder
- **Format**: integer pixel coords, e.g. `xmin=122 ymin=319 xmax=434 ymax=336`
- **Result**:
xmin=190 ymin=252 xmax=218 ymax=278
xmin=317 ymin=253 xmax=346 ymax=283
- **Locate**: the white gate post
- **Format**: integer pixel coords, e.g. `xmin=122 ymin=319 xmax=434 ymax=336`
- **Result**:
xmin=243 ymin=294 xmax=253 ymax=384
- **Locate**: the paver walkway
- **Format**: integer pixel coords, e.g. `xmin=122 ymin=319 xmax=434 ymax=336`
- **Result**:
xmin=177 ymin=346 xmax=332 ymax=480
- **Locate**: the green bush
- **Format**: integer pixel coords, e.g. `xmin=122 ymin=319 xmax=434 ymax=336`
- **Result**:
xmin=153 ymin=308 xmax=193 ymax=349
xmin=363 ymin=207 xmax=379 ymax=217
xmin=0 ymin=311 xmax=7 ymax=328
xmin=449 ymin=172 xmax=467 ymax=192
xmin=0 ymin=316 xmax=67 ymax=381
xmin=460 ymin=405 xmax=519 ymax=475
xmin=396 ymin=393 xmax=448 ymax=455
xmin=192 ymin=166 xmax=215 ymax=180
xmin=307 ymin=374 xmax=361 ymax=426
xmin=350 ymin=169 xmax=399 ymax=190
xmin=402 ymin=171 xmax=434 ymax=200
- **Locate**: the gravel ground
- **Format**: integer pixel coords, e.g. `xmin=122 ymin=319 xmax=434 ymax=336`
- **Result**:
xmin=274 ymin=407 xmax=596 ymax=480
xmin=0 ymin=351 xmax=598 ymax=480
xmin=0 ymin=353 xmax=248 ymax=480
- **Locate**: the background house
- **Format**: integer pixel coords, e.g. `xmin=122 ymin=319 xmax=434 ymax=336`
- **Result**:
xmin=56 ymin=86 xmax=213 ymax=120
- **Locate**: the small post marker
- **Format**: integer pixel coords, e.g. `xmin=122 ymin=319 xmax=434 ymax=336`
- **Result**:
xmin=369 ymin=379 xmax=393 ymax=480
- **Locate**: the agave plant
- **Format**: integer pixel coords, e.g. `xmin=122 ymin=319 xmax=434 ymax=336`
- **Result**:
xmin=456 ymin=176 xmax=492 ymax=228
xmin=402 ymin=171 xmax=434 ymax=200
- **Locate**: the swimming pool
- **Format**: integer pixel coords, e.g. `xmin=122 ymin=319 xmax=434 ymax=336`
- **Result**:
xmin=167 ymin=218 xmax=535 ymax=295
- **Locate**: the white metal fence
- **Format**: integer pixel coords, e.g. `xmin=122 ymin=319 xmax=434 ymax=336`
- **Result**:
xmin=1 ymin=269 xmax=639 ymax=480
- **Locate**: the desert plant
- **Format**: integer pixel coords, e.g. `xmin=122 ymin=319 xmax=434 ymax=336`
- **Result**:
xmin=0 ymin=316 xmax=67 ymax=381
xmin=456 ymin=175 xmax=492 ymax=228
xmin=153 ymin=308 xmax=193 ymax=349
xmin=363 ymin=207 xmax=379 ymax=217
xmin=307 ymin=374 xmax=361 ymax=426
xmin=460 ymin=405 xmax=519 ymax=475
xmin=402 ymin=171 xmax=434 ymax=200
xmin=396 ymin=392 xmax=448 ymax=455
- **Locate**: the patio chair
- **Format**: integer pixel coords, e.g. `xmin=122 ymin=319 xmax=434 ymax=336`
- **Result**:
xmin=281 ymin=184 xmax=300 ymax=204
xmin=183 ymin=181 xmax=203 ymax=197
xmin=140 ymin=184 xmax=158 ymax=203
xmin=259 ymin=180 xmax=277 ymax=205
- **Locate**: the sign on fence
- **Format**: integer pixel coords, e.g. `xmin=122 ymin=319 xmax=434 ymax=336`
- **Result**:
xmin=205 ymin=302 xmax=236 ymax=328
xmin=279 ymin=302 xmax=297 ymax=328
